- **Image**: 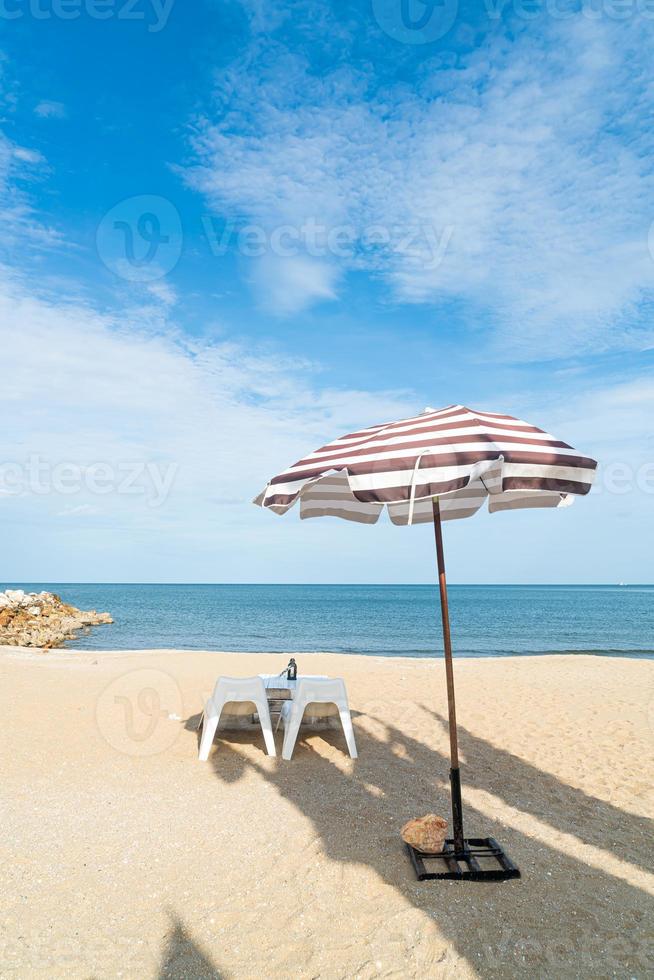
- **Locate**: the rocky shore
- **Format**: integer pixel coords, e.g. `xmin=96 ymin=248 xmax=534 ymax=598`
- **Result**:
xmin=0 ymin=590 xmax=112 ymax=649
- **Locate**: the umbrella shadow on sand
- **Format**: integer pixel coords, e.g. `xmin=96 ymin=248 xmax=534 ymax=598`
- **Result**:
xmin=189 ymin=711 xmax=651 ymax=976
xmin=425 ymin=707 xmax=654 ymax=875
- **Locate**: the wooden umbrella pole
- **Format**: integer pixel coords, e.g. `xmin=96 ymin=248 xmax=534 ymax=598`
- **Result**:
xmin=432 ymin=496 xmax=466 ymax=855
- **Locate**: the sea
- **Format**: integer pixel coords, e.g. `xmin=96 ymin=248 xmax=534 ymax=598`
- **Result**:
xmin=3 ymin=583 xmax=652 ymax=659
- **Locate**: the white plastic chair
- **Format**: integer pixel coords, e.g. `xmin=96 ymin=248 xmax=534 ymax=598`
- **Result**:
xmin=198 ymin=676 xmax=276 ymax=760
xmin=279 ymin=678 xmax=357 ymax=760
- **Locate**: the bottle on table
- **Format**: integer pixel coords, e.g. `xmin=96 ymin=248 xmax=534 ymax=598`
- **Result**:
xmin=287 ymin=658 xmax=297 ymax=681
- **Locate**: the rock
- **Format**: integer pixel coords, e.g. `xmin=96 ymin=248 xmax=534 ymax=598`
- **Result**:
xmin=0 ymin=590 xmax=113 ymax=649
xmin=5 ymin=589 xmax=25 ymax=605
xmin=401 ymin=814 xmax=448 ymax=854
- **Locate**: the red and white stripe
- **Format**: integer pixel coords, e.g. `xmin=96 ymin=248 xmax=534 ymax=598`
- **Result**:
xmin=254 ymin=405 xmax=597 ymax=524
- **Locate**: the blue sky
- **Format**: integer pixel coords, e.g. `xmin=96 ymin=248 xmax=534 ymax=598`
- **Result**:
xmin=1 ymin=0 xmax=653 ymax=583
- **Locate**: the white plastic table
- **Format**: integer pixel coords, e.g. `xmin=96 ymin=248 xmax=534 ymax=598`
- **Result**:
xmin=258 ymin=673 xmax=330 ymax=728
xmin=259 ymin=673 xmax=329 ymax=700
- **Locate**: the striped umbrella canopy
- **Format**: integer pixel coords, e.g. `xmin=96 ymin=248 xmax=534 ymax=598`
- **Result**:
xmin=254 ymin=404 xmax=598 ymax=881
xmin=255 ymin=404 xmax=597 ymax=524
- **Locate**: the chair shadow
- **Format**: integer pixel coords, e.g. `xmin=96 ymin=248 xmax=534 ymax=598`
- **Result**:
xmin=194 ymin=709 xmax=652 ymax=975
xmin=184 ymin=709 xmax=361 ymax=755
xmin=185 ymin=712 xmax=203 ymax=735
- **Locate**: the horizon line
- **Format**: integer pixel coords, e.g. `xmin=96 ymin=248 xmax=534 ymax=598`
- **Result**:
xmin=2 ymin=582 xmax=650 ymax=588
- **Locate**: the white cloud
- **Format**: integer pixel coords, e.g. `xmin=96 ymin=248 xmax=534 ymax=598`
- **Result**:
xmin=0 ymin=127 xmax=59 ymax=251
xmin=0 ymin=72 xmax=409 ymax=518
xmin=146 ymin=280 xmax=178 ymax=307
xmin=249 ymin=253 xmax=338 ymax=314
xmin=545 ymin=377 xmax=654 ymax=466
xmin=184 ymin=14 xmax=654 ymax=354
xmin=12 ymin=146 xmax=45 ymax=165
xmin=34 ymin=100 xmax=66 ymax=119
xmin=2 ymin=261 xmax=651 ymax=583
xmin=0 ymin=268 xmax=414 ymax=533
xmin=0 ymin=17 xmax=651 ymax=583
xmin=56 ymin=504 xmax=100 ymax=518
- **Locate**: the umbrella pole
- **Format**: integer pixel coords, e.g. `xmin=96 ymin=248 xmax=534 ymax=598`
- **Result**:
xmin=405 ymin=497 xmax=521 ymax=880
xmin=432 ymin=496 xmax=465 ymax=855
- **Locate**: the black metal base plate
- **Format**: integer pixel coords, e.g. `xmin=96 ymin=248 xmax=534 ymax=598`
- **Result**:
xmin=406 ymin=837 xmax=521 ymax=881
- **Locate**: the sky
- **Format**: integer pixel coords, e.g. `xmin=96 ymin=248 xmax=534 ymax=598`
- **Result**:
xmin=1 ymin=0 xmax=653 ymax=584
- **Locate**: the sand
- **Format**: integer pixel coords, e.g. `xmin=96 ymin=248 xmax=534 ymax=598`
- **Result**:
xmin=1 ymin=647 xmax=652 ymax=979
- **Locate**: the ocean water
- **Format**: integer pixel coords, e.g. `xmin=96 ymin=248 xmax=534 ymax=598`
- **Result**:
xmin=4 ymin=583 xmax=653 ymax=658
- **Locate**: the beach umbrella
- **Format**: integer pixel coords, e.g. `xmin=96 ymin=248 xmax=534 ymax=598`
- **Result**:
xmin=254 ymin=404 xmax=597 ymax=880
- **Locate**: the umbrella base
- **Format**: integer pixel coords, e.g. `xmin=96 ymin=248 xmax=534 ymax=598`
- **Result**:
xmin=406 ymin=837 xmax=521 ymax=881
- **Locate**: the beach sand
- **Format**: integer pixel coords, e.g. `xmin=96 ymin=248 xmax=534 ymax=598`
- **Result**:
xmin=1 ymin=647 xmax=652 ymax=979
